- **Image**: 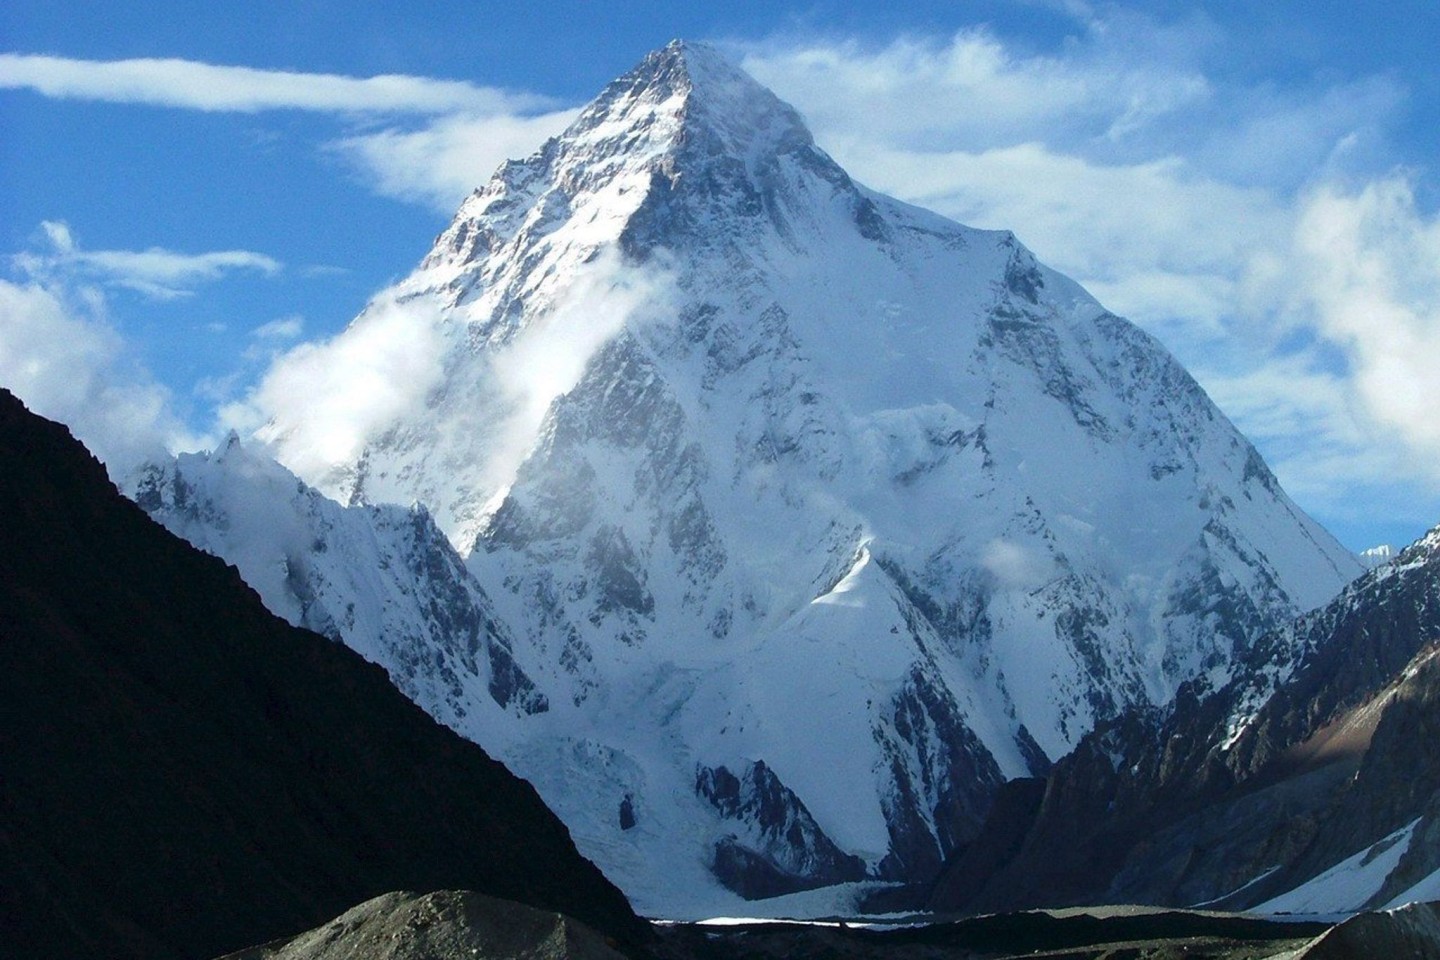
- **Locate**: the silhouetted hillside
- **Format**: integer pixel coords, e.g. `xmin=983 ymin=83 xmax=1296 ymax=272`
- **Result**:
xmin=0 ymin=389 xmax=645 ymax=960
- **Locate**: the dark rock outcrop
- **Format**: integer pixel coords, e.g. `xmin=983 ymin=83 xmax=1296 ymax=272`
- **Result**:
xmin=1292 ymin=900 xmax=1440 ymax=959
xmin=696 ymin=760 xmax=867 ymax=898
xmin=0 ymin=389 xmax=645 ymax=960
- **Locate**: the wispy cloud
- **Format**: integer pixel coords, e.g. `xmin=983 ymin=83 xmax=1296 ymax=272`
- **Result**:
xmin=0 ymin=223 xmax=283 ymax=469
xmin=252 ymin=315 xmax=304 ymax=341
xmin=225 ymin=288 xmax=451 ymax=477
xmin=739 ymin=24 xmax=1215 ymax=156
xmin=15 ymin=220 xmax=280 ymax=300
xmin=0 ymin=53 xmax=552 ymax=115
xmin=332 ymin=109 xmax=579 ymax=212
xmin=225 ymin=248 xmax=677 ymax=514
xmin=0 ymin=53 xmax=574 ymax=211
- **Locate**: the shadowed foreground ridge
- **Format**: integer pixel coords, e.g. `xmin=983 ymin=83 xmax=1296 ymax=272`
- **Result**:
xmin=216 ymin=890 xmax=632 ymax=960
xmin=0 ymin=389 xmax=645 ymax=960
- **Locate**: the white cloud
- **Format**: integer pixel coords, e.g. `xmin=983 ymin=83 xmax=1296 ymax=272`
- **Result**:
xmin=980 ymin=538 xmax=1054 ymax=590
xmin=252 ymin=315 xmax=304 ymax=341
xmin=16 ymin=220 xmax=280 ymax=300
xmin=739 ymin=25 xmax=1213 ymax=156
xmin=1287 ymin=176 xmax=1440 ymax=473
xmin=0 ymin=53 xmax=552 ymax=115
xmin=481 ymin=248 xmax=676 ymax=493
xmin=333 ymin=108 xmax=579 ymax=212
xmin=830 ymin=142 xmax=1288 ymax=326
xmin=1 ymin=54 xmax=575 ymax=212
xmin=224 ymin=247 xmax=676 ymax=517
xmin=225 ymin=287 xmax=450 ymax=478
xmin=0 ymin=278 xmax=200 ymax=473
xmin=242 ymin=315 xmax=305 ymax=362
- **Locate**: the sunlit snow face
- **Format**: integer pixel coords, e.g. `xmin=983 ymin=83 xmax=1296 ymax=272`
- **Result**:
xmin=481 ymin=247 xmax=678 ymax=497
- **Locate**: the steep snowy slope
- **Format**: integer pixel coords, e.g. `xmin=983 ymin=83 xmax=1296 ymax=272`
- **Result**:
xmin=129 ymin=439 xmax=548 ymax=746
xmin=139 ymin=42 xmax=1361 ymax=913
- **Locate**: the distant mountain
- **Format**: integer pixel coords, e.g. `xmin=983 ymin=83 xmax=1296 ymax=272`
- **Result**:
xmin=1359 ymin=543 xmax=1397 ymax=569
xmin=0 ymin=389 xmax=643 ymax=960
xmin=134 ymin=41 xmax=1360 ymax=912
xmin=931 ymin=521 xmax=1440 ymax=916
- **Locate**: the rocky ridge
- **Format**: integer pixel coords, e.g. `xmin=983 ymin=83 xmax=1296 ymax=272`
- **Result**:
xmin=930 ymin=523 xmax=1440 ymax=916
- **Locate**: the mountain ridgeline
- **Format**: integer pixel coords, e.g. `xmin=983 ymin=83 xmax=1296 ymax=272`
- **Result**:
xmin=131 ymin=41 xmax=1362 ymax=913
xmin=931 ymin=524 xmax=1440 ymax=916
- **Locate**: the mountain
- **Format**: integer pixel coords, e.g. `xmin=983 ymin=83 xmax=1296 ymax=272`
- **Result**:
xmin=930 ymin=522 xmax=1440 ymax=916
xmin=133 ymin=41 xmax=1361 ymax=913
xmin=0 ymin=389 xmax=644 ymax=960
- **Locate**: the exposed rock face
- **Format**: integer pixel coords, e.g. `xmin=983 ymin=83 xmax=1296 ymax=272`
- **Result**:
xmin=214 ymin=891 xmax=631 ymax=960
xmin=695 ymin=760 xmax=868 ymax=898
xmin=135 ymin=41 xmax=1359 ymax=911
xmin=930 ymin=524 xmax=1440 ymax=916
xmin=0 ymin=389 xmax=643 ymax=960
xmin=1291 ymin=900 xmax=1440 ymax=959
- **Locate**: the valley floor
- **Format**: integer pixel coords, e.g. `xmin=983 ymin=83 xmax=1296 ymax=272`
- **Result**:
xmin=216 ymin=888 xmax=1440 ymax=960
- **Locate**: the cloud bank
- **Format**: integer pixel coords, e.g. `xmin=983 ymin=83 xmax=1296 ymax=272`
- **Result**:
xmin=230 ymin=288 xmax=450 ymax=478
xmin=0 ymin=278 xmax=200 ymax=473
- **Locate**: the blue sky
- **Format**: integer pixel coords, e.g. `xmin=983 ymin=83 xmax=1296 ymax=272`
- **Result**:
xmin=3 ymin=1 xmax=1440 ymax=553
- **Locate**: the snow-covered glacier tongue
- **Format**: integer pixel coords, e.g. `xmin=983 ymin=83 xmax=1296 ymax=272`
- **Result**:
xmin=134 ymin=41 xmax=1362 ymax=915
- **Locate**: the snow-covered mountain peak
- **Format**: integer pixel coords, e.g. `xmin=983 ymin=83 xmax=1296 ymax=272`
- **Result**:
xmin=582 ymin=40 xmax=812 ymax=163
xmin=169 ymin=43 xmax=1366 ymax=913
xmin=418 ymin=41 xmax=861 ymax=292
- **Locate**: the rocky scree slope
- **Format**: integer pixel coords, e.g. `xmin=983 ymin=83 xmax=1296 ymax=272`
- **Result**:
xmin=137 ymin=41 xmax=1361 ymax=913
xmin=215 ymin=890 xmax=631 ymax=960
xmin=0 ymin=389 xmax=644 ymax=960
